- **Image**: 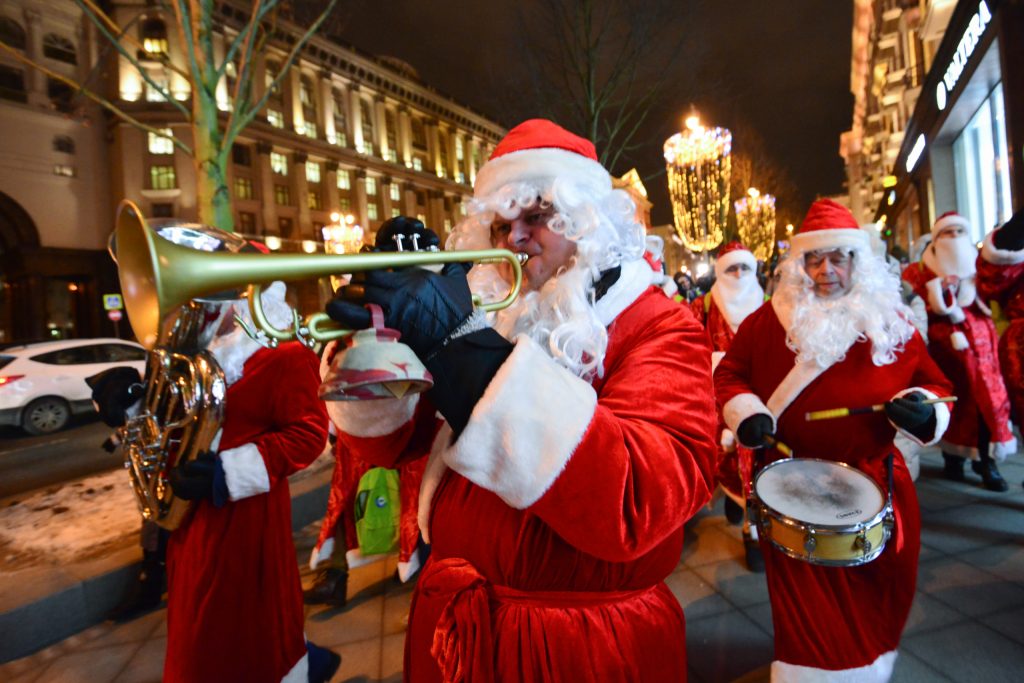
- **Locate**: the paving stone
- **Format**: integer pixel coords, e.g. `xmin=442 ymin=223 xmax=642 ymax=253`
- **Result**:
xmin=381 ymin=579 xmax=415 ymax=637
xmin=903 ymin=592 xmax=967 ymax=637
xmin=305 ymin=593 xmax=384 ymax=648
xmin=77 ymin=608 xmax=163 ymax=650
xmin=919 ymin=504 xmax=1021 ymax=555
xmin=692 ymin=559 xmax=770 ymax=608
xmin=917 ymin=555 xmax=1024 ymax=618
xmin=957 ymin=541 xmax=1024 ymax=583
xmin=984 ymin=605 xmax=1024 ymax=647
xmin=380 ymin=632 xmax=405 ymax=681
xmin=113 ymin=635 xmax=165 ymax=682
xmin=902 ymin=621 xmax=1024 ymax=683
xmin=682 ymin=523 xmax=743 ymax=568
xmin=665 ymin=567 xmax=733 ymax=621
xmin=328 ymin=635 xmax=381 ymax=682
xmin=685 ymin=610 xmax=773 ymax=683
xmin=890 ymin=650 xmax=952 ymax=682
xmin=33 ymin=642 xmax=138 ymax=683
xmin=739 ymin=601 xmax=775 ymax=638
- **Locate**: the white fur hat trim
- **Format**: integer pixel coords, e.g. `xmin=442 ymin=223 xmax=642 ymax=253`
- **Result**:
xmin=474 ymin=147 xmax=611 ymax=199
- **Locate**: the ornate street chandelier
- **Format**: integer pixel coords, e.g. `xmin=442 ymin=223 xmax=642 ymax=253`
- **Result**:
xmin=664 ymin=116 xmax=732 ymax=253
xmin=734 ymin=187 xmax=776 ymax=261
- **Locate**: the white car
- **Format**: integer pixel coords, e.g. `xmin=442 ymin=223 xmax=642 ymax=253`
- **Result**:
xmin=0 ymin=338 xmax=147 ymax=435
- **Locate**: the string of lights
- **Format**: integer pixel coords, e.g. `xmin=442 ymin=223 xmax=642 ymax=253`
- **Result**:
xmin=664 ymin=117 xmax=732 ymax=253
xmin=734 ymin=187 xmax=777 ymax=261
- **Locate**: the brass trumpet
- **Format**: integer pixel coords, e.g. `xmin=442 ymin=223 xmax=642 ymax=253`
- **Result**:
xmin=114 ymin=200 xmax=524 ymax=349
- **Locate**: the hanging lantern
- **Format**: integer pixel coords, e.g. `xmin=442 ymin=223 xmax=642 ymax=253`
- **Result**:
xmin=734 ymin=187 xmax=776 ymax=261
xmin=664 ymin=118 xmax=732 ymax=253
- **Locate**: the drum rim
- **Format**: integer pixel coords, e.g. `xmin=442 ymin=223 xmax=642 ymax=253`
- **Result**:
xmin=753 ymin=457 xmax=888 ymax=532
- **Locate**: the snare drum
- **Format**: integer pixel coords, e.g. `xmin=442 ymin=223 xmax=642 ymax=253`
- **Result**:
xmin=753 ymin=458 xmax=894 ymax=567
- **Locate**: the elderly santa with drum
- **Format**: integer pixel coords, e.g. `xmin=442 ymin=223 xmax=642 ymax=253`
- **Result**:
xmin=715 ymin=199 xmax=953 ymax=682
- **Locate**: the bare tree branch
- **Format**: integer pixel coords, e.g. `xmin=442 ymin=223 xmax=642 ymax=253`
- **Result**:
xmin=77 ymin=0 xmax=191 ymax=81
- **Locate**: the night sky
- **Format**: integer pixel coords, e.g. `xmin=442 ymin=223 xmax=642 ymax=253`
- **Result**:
xmin=329 ymin=0 xmax=854 ymax=227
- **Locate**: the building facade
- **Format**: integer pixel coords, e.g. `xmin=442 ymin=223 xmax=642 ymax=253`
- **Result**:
xmin=0 ymin=0 xmax=505 ymax=344
xmin=841 ymin=0 xmax=1023 ymax=252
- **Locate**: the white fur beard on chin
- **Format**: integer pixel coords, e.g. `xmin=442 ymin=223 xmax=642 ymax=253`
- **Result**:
xmin=931 ymin=236 xmax=978 ymax=278
xmin=712 ymin=274 xmax=764 ymax=330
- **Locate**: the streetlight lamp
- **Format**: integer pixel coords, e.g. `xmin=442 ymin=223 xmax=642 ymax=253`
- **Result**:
xmin=663 ymin=113 xmax=732 ymax=254
xmin=734 ymin=187 xmax=777 ymax=261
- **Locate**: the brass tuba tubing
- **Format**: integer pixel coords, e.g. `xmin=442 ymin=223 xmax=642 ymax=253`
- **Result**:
xmin=115 ymin=200 xmax=523 ymax=349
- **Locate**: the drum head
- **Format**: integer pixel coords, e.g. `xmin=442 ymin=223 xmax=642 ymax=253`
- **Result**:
xmin=755 ymin=459 xmax=884 ymax=527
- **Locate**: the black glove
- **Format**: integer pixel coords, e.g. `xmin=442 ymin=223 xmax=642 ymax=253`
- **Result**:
xmin=168 ymin=451 xmax=228 ymax=506
xmin=885 ymin=392 xmax=936 ymax=441
xmin=374 ymin=215 xmax=441 ymax=252
xmin=86 ymin=367 xmax=145 ymax=427
xmin=993 ymin=209 xmax=1024 ymax=251
xmin=737 ymin=414 xmax=774 ymax=448
xmin=326 ymin=261 xmax=474 ymax=358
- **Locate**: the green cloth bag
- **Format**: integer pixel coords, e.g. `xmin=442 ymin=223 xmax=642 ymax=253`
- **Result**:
xmin=354 ymin=467 xmax=400 ymax=555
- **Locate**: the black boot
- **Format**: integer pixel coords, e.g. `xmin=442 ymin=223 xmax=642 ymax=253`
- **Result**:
xmin=306 ymin=641 xmax=341 ymax=683
xmin=942 ymin=453 xmax=966 ymax=482
xmin=971 ymin=455 xmax=1009 ymax=492
xmin=723 ymin=496 xmax=743 ymax=525
xmin=109 ymin=550 xmax=165 ymax=622
xmin=304 ymin=567 xmax=348 ymax=607
xmin=743 ymin=529 xmax=765 ymax=573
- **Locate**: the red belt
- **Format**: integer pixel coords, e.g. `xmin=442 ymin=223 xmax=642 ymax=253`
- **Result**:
xmin=420 ymin=557 xmax=653 ymax=683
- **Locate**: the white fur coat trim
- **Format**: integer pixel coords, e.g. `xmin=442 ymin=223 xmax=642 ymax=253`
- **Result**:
xmin=888 ymin=387 xmax=950 ymax=447
xmin=711 ymin=351 xmax=726 ymax=373
xmin=309 ymin=537 xmax=334 ymax=570
xmin=281 ymin=652 xmax=308 ymax=683
xmin=950 ymin=330 xmax=970 ymax=350
xmin=722 ymin=392 xmax=776 ymax=441
xmin=219 ymin=442 xmax=271 ymax=501
xmin=440 ymin=336 xmax=597 ymax=510
xmin=326 ymin=394 xmax=420 ymax=438
xmin=595 ymin=258 xmax=655 ymax=326
xmin=981 ymin=230 xmax=1024 ymax=265
xmin=924 ymin=277 xmax=966 ymax=323
xmin=771 ymin=650 xmax=897 ymax=683
xmin=766 ymin=360 xmax=829 ymax=423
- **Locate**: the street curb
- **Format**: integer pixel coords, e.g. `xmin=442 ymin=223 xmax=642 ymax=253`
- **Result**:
xmin=0 ymin=469 xmax=330 ymax=664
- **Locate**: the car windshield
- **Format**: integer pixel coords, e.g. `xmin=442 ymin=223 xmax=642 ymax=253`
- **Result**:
xmin=0 ymin=355 xmax=13 ymax=371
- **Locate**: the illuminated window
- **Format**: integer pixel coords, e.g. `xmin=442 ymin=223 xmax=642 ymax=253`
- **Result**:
xmin=149 ymin=165 xmax=176 ymax=189
xmin=391 ymin=207 xmax=401 ymax=218
xmin=306 ymin=161 xmax=321 ymax=183
xmin=339 ymin=196 xmax=351 ymax=211
xmin=412 ymin=157 xmax=423 ymax=172
xmin=267 ymin=109 xmax=284 ymax=128
xmin=360 ymin=99 xmax=374 ymax=153
xmin=365 ymin=177 xmax=377 ymax=196
xmin=234 ymin=177 xmax=254 ymax=200
xmin=141 ymin=18 xmax=168 ymax=59
xmin=53 ymin=164 xmax=75 ymax=177
xmin=43 ymin=34 xmax=76 ymax=65
xmin=273 ymin=184 xmax=290 ymax=205
xmin=416 ymin=213 xmax=426 ymax=223
xmin=302 ymin=120 xmax=317 ymax=139
xmin=444 ymin=218 xmax=452 ymax=232
xmin=389 ymin=183 xmax=400 ymax=202
xmin=145 ymin=74 xmax=168 ymax=102
xmin=411 ymin=118 xmax=427 ymax=149
xmin=300 ymin=77 xmax=314 ymax=108
xmin=270 ymin=152 xmax=288 ymax=175
xmin=308 ymin=190 xmax=322 ymax=210
xmin=332 ymin=89 xmax=348 ymax=146
xmin=148 ymin=128 xmax=174 ymax=155
xmin=367 ymin=203 xmax=378 ymax=220
xmin=238 ymin=211 xmax=256 ymax=234
xmin=265 ymin=61 xmax=282 ymax=101
xmin=438 ymin=132 xmax=449 ymax=178
xmin=456 ymin=171 xmax=466 ymax=184
xmin=455 ymin=136 xmax=464 ymax=161
xmin=337 ymin=169 xmax=351 ymax=190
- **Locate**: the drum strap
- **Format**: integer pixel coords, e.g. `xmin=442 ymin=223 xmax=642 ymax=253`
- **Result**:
xmin=885 ymin=452 xmax=894 ymax=506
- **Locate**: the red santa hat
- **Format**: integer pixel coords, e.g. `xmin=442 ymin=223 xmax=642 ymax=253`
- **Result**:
xmin=931 ymin=211 xmax=970 ymax=238
xmin=714 ymin=241 xmax=756 ymax=278
xmin=474 ymin=119 xmax=612 ymax=199
xmin=791 ymin=198 xmax=869 ymax=255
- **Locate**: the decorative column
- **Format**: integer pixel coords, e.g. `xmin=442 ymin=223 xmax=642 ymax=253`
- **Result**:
xmin=398 ymin=106 xmax=413 ymax=167
xmin=256 ymin=142 xmax=278 ymax=235
xmin=320 ymin=70 xmax=336 ymax=144
xmin=23 ymin=9 xmax=47 ymax=105
xmin=350 ymin=84 xmax=365 ymax=153
xmin=354 ymin=169 xmax=369 ymax=227
xmin=292 ymin=152 xmax=310 ymax=237
xmin=325 ymin=161 xmax=340 ymax=215
xmin=374 ymin=95 xmax=388 ymax=160
xmin=380 ymin=176 xmax=394 ymax=219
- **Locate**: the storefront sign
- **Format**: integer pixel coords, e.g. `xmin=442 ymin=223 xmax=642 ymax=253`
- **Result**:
xmin=906 ymin=134 xmax=926 ymax=173
xmin=935 ymin=0 xmax=992 ymax=111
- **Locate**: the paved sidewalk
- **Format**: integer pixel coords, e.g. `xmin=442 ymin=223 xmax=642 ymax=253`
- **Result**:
xmin=1 ymin=448 xmax=1022 ymax=682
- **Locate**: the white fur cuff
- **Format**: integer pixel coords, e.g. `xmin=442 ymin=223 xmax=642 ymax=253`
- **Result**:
xmin=981 ymin=231 xmax=1024 ymax=265
xmin=771 ymin=650 xmax=897 ymax=683
xmin=309 ymin=538 xmax=335 ymax=571
xmin=722 ymin=392 xmax=775 ymax=439
xmin=327 ymin=394 xmax=419 ymax=438
xmin=951 ymin=330 xmax=969 ymax=350
xmin=888 ymin=387 xmax=950 ymax=447
xmin=992 ymin=435 xmax=1018 ymax=463
xmin=220 ymin=442 xmax=271 ymax=501
xmin=441 ymin=337 xmax=598 ymax=509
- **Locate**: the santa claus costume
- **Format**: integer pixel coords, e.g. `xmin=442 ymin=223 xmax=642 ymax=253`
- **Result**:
xmin=715 ymin=199 xmax=953 ymax=682
xmin=902 ymin=212 xmax=1016 ymax=490
xmin=330 ymin=119 xmax=717 ymax=681
xmin=976 ymin=209 xmax=1024 ymax=434
xmin=691 ymin=241 xmax=765 ymax=565
xmin=163 ymin=283 xmax=331 ymax=683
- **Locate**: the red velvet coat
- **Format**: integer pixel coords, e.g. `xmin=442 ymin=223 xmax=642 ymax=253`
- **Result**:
xmin=714 ymin=302 xmax=952 ymax=677
xmin=338 ymin=280 xmax=717 ymax=682
xmin=903 ymin=260 xmax=1014 ymax=458
xmin=976 ymin=230 xmax=1024 ymax=424
xmin=164 ymin=343 xmax=329 ymax=683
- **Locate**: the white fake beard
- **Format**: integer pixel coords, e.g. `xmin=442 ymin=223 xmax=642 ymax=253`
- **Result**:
xmin=930 ymin=235 xmax=978 ymax=279
xmin=711 ymin=273 xmax=764 ymax=331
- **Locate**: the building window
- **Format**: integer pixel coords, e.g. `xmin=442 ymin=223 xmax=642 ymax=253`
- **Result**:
xmin=367 ymin=203 xmax=378 ymax=220
xmin=386 ymin=110 xmax=398 ymax=160
xmin=455 ymin=136 xmax=464 ymax=161
xmin=265 ymin=61 xmax=282 ymax=102
xmin=444 ymin=218 xmax=452 ymax=232
xmin=151 ymin=202 xmax=174 ymax=217
xmin=145 ymin=73 xmax=169 ymax=102
xmin=47 ymin=79 xmax=75 ymax=113
xmin=238 ymin=211 xmax=256 ymax=234
xmin=332 ymin=89 xmax=348 ymax=146
xmin=43 ymin=34 xmax=77 ymax=65
xmin=53 ymin=136 xmax=75 ymax=154
xmin=365 ymin=177 xmax=377 ymax=196
xmin=270 ymin=152 xmax=288 ymax=175
xmin=234 ymin=177 xmax=254 ymax=200
xmin=301 ymin=120 xmax=317 ymax=138
xmin=339 ymin=196 xmax=351 ymax=212
xmin=412 ymin=157 xmax=423 ymax=172
xmin=53 ymin=164 xmax=75 ymax=177
xmin=149 ymin=165 xmax=176 ymax=189
xmin=456 ymin=171 xmax=466 ymax=184
xmin=232 ymin=144 xmax=252 ymax=166
xmin=359 ymin=99 xmax=374 ymax=153
xmin=416 ymin=213 xmax=426 ymax=223
xmin=438 ymin=132 xmax=450 ymax=178
xmin=274 ymin=184 xmax=291 ymax=205
xmin=141 ymin=18 xmax=169 ymax=58
xmin=953 ymin=83 xmax=1013 ymax=241
xmin=148 ymin=128 xmax=174 ymax=155
xmin=0 ymin=65 xmax=27 ymax=103
xmin=267 ymin=109 xmax=284 ymax=128
xmin=306 ymin=161 xmax=321 ymax=183
xmin=337 ymin=169 xmax=351 ymax=190
xmin=411 ymin=118 xmax=427 ymax=149
xmin=308 ymin=190 xmax=322 ymax=210
xmin=389 ymin=183 xmax=400 ymax=202
xmin=391 ymin=207 xmax=401 ymax=218
xmin=0 ymin=17 xmax=26 ymax=51
xmin=278 ymin=216 xmax=293 ymax=237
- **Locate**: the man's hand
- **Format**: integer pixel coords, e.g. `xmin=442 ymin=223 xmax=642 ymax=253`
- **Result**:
xmin=86 ymin=367 xmax=145 ymax=428
xmin=885 ymin=392 xmax=935 ymax=437
xmin=374 ymin=215 xmax=441 ymax=252
xmin=326 ymin=262 xmax=474 ymax=358
xmin=736 ymin=414 xmax=774 ymax=448
xmin=168 ymin=451 xmax=227 ymax=505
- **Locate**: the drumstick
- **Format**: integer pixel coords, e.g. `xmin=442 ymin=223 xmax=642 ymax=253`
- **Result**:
xmin=764 ymin=435 xmax=794 ymax=458
xmin=804 ymin=396 xmax=957 ymax=422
